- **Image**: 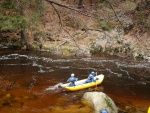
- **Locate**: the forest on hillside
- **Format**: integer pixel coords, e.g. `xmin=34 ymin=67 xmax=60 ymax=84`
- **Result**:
xmin=0 ymin=0 xmax=150 ymax=59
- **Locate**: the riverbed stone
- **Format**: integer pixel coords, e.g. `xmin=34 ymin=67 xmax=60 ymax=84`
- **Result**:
xmin=81 ymin=92 xmax=118 ymax=113
xmin=5 ymin=94 xmax=11 ymax=98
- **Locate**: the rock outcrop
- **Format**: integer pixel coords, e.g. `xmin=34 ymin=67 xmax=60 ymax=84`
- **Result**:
xmin=81 ymin=92 xmax=118 ymax=113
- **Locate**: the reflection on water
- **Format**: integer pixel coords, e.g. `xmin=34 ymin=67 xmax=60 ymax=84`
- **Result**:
xmin=0 ymin=50 xmax=150 ymax=113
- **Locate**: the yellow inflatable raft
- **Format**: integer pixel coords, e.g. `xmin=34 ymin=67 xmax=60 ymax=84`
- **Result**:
xmin=60 ymin=74 xmax=104 ymax=91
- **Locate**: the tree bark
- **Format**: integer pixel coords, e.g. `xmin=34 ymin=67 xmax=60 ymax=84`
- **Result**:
xmin=89 ymin=0 xmax=93 ymax=6
xmin=0 ymin=28 xmax=2 ymax=42
xmin=20 ymin=5 xmax=27 ymax=45
xmin=20 ymin=30 xmax=26 ymax=45
xmin=78 ymin=0 xmax=84 ymax=8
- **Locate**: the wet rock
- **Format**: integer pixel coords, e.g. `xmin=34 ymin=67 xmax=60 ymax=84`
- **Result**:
xmin=5 ymin=94 xmax=11 ymax=98
xmin=0 ymin=79 xmax=14 ymax=91
xmin=0 ymin=98 xmax=11 ymax=107
xmin=14 ymin=97 xmax=21 ymax=101
xmin=81 ymin=92 xmax=118 ymax=113
xmin=125 ymin=106 xmax=136 ymax=113
xmin=23 ymin=96 xmax=30 ymax=100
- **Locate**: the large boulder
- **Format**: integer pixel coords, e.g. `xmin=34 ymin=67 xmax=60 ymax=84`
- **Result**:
xmin=81 ymin=92 xmax=118 ymax=113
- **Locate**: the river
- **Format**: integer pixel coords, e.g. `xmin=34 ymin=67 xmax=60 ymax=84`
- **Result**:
xmin=0 ymin=49 xmax=150 ymax=113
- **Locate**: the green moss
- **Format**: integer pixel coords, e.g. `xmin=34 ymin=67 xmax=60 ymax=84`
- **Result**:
xmin=60 ymin=46 xmax=77 ymax=54
xmin=104 ymin=97 xmax=115 ymax=111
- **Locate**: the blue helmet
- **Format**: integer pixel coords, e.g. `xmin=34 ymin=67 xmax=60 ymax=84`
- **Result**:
xmin=101 ymin=110 xmax=108 ymax=113
xmin=91 ymin=71 xmax=95 ymax=76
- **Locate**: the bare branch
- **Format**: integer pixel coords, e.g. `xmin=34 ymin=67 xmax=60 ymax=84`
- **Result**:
xmin=63 ymin=29 xmax=81 ymax=50
xmin=106 ymin=1 xmax=124 ymax=27
xmin=48 ymin=0 xmax=82 ymax=51
xmin=45 ymin=0 xmax=98 ymax=19
xmin=49 ymin=2 xmax=63 ymax=27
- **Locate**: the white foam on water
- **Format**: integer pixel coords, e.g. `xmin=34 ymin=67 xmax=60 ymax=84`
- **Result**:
xmin=32 ymin=61 xmax=43 ymax=67
xmin=106 ymin=68 xmax=122 ymax=77
xmin=45 ymin=83 xmax=62 ymax=91
xmin=38 ymin=68 xmax=45 ymax=73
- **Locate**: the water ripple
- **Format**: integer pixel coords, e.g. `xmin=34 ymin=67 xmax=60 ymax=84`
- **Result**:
xmin=106 ymin=68 xmax=122 ymax=77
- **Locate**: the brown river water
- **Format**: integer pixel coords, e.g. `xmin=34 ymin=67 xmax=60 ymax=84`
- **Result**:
xmin=0 ymin=49 xmax=150 ymax=113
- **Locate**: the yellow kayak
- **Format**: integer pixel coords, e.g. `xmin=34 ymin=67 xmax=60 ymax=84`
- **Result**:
xmin=148 ymin=107 xmax=150 ymax=113
xmin=60 ymin=74 xmax=104 ymax=91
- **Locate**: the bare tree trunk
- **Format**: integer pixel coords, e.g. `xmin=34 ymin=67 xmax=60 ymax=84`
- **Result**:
xmin=20 ymin=6 xmax=27 ymax=45
xmin=20 ymin=30 xmax=26 ymax=44
xmin=0 ymin=29 xmax=2 ymax=41
xmin=78 ymin=0 xmax=84 ymax=8
xmin=89 ymin=0 xmax=93 ymax=6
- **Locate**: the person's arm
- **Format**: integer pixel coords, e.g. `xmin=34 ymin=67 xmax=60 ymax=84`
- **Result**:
xmin=92 ymin=76 xmax=96 ymax=82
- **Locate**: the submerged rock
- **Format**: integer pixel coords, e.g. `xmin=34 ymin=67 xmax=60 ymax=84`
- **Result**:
xmin=81 ymin=92 xmax=118 ymax=113
xmin=5 ymin=94 xmax=11 ymax=98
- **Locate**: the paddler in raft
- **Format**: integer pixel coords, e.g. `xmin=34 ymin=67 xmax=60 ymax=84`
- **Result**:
xmin=85 ymin=71 xmax=96 ymax=83
xmin=90 ymin=71 xmax=96 ymax=77
xmin=67 ymin=73 xmax=78 ymax=86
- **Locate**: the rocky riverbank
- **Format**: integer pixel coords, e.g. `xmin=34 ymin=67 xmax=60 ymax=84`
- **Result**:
xmin=1 ymin=27 xmax=149 ymax=62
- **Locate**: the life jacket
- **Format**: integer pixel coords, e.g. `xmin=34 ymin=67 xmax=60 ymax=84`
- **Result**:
xmin=69 ymin=77 xmax=75 ymax=82
xmin=88 ymin=74 xmax=93 ymax=79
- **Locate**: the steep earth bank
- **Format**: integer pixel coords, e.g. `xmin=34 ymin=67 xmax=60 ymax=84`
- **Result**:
xmin=0 ymin=0 xmax=149 ymax=61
